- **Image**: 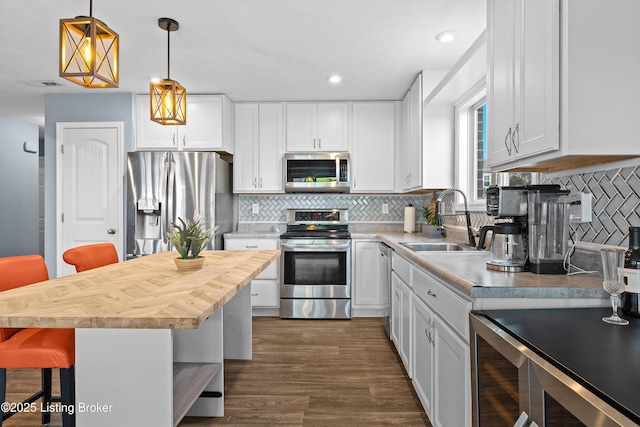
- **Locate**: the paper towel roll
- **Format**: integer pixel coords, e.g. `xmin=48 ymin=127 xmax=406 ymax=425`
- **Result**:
xmin=404 ymin=206 xmax=416 ymax=233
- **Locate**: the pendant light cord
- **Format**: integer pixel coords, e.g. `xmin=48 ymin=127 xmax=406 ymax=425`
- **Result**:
xmin=167 ymin=26 xmax=171 ymax=80
xmin=89 ymin=0 xmax=93 ymax=17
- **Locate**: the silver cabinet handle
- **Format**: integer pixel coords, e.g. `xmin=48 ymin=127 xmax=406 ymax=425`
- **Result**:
xmin=172 ymin=133 xmax=176 ymax=146
xmin=107 ymin=228 xmax=116 ymax=235
xmin=259 ymin=177 xmax=263 ymax=189
xmin=504 ymin=127 xmax=512 ymax=156
xmin=427 ymin=289 xmax=437 ymax=298
xmin=254 ymin=177 xmax=257 ymax=189
xmin=318 ymin=138 xmax=321 ymax=149
xmin=313 ymin=138 xmax=316 ymax=149
xmin=512 ymin=123 xmax=520 ymax=153
xmin=251 ymin=293 xmax=259 ymax=297
xmin=182 ymin=135 xmax=186 ymax=147
xmin=245 ymin=245 xmax=259 ymax=249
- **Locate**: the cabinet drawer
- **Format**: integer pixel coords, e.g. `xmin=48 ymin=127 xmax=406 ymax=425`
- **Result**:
xmin=224 ymin=238 xmax=279 ymax=280
xmin=392 ymin=253 xmax=411 ymax=286
xmin=251 ymin=280 xmax=279 ymax=307
xmin=413 ymin=266 xmax=471 ymax=340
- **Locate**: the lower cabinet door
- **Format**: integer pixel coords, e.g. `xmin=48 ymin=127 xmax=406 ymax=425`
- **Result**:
xmin=412 ymin=295 xmax=435 ymax=420
xmin=433 ymin=316 xmax=471 ymax=427
xmin=251 ymin=280 xmax=279 ymax=308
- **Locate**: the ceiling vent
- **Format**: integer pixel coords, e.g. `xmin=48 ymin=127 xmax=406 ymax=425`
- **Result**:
xmin=19 ymin=80 xmax=64 ymax=87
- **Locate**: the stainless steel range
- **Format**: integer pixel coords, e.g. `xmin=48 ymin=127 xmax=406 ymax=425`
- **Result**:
xmin=280 ymin=208 xmax=351 ymax=319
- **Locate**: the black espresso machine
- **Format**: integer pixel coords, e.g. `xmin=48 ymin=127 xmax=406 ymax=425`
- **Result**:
xmin=478 ymin=185 xmax=571 ymax=274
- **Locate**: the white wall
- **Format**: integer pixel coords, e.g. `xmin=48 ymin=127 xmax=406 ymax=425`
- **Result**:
xmin=0 ymin=114 xmax=39 ymax=257
xmin=43 ymin=93 xmax=135 ymax=277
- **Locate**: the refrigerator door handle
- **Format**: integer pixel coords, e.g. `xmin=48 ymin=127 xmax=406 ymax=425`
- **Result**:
xmin=166 ymin=156 xmax=176 ymax=245
xmin=161 ymin=153 xmax=173 ymax=244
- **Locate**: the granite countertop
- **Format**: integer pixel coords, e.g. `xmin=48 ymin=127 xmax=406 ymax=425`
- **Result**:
xmin=376 ymin=232 xmax=607 ymax=301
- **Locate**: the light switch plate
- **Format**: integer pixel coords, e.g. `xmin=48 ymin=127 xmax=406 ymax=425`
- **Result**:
xmin=252 ymin=203 xmax=259 ymax=214
xmin=381 ymin=204 xmax=389 ymax=214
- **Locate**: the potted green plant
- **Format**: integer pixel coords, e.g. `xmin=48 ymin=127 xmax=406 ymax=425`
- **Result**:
xmin=166 ymin=213 xmax=219 ymax=271
xmin=421 ymin=204 xmax=444 ymax=237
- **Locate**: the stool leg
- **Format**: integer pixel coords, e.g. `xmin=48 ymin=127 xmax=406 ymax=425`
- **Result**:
xmin=60 ymin=366 xmax=75 ymax=427
xmin=0 ymin=368 xmax=5 ymax=427
xmin=41 ymin=368 xmax=52 ymax=425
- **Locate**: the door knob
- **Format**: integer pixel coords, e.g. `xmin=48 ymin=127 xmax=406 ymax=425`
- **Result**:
xmin=107 ymin=228 xmax=116 ymax=235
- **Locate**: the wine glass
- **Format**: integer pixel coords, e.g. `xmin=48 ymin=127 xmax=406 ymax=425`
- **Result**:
xmin=601 ymin=247 xmax=629 ymax=325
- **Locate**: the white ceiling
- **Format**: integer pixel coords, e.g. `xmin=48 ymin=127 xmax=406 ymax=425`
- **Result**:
xmin=0 ymin=0 xmax=486 ymax=130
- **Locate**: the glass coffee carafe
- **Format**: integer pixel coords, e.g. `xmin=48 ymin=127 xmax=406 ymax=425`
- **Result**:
xmin=486 ymin=223 xmax=528 ymax=272
xmin=527 ymin=187 xmax=570 ymax=274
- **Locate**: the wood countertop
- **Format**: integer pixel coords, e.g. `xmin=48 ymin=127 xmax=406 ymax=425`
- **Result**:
xmin=0 ymin=250 xmax=279 ymax=330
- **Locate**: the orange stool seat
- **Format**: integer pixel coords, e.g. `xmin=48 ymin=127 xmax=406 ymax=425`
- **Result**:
xmin=0 ymin=255 xmax=75 ymax=427
xmin=63 ymin=242 xmax=119 ymax=272
xmin=0 ymin=328 xmax=74 ymax=369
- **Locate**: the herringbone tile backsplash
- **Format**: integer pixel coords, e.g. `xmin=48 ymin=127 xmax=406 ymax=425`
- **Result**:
xmin=238 ymin=162 xmax=640 ymax=245
xmin=550 ymin=164 xmax=640 ymax=246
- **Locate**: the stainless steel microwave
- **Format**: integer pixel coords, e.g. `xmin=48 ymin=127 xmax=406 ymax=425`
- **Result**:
xmin=284 ymin=153 xmax=350 ymax=193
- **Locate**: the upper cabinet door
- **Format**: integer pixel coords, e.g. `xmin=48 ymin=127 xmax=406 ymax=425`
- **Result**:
xmin=233 ymin=103 xmax=259 ymax=192
xmin=181 ymin=96 xmax=223 ymax=150
xmin=487 ymin=0 xmax=516 ymax=166
xmin=487 ymin=0 xmax=559 ymax=168
xmin=285 ymin=103 xmax=318 ymax=151
xmin=135 ymin=94 xmax=177 ymax=150
xmin=257 ymin=103 xmax=284 ymax=192
xmin=285 ymin=103 xmax=348 ymax=152
xmin=316 ymin=103 xmax=348 ymax=152
xmin=351 ymin=102 xmax=395 ymax=193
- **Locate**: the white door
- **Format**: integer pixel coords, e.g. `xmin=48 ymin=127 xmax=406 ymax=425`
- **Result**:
xmin=57 ymin=122 xmax=123 ymax=277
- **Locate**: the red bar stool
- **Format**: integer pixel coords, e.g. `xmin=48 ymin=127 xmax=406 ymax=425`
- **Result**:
xmin=63 ymin=243 xmax=119 ymax=272
xmin=0 ymin=255 xmax=75 ymax=427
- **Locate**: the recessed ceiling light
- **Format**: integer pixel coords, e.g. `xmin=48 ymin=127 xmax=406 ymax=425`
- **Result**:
xmin=435 ymin=30 xmax=458 ymax=43
xmin=328 ymin=75 xmax=342 ymax=84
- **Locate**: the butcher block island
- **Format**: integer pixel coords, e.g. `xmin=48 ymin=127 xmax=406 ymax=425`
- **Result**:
xmin=0 ymin=250 xmax=280 ymax=427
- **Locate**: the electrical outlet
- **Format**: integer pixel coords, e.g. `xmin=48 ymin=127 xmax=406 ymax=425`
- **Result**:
xmin=381 ymin=203 xmax=389 ymax=214
xmin=580 ymin=192 xmax=593 ymax=223
xmin=252 ymin=203 xmax=259 ymax=214
xmin=569 ymin=192 xmax=592 ymax=223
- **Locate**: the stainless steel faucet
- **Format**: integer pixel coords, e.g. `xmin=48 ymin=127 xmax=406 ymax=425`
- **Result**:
xmin=436 ymin=188 xmax=477 ymax=248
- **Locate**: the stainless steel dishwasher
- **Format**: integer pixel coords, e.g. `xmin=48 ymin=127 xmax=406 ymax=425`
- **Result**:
xmin=379 ymin=242 xmax=393 ymax=337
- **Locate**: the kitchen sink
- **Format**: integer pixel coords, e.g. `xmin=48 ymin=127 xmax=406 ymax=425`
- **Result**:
xmin=399 ymin=242 xmax=468 ymax=252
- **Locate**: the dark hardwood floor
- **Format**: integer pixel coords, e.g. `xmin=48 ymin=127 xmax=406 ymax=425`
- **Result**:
xmin=3 ymin=317 xmax=429 ymax=426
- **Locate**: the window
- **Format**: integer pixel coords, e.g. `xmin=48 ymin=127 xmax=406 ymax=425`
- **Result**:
xmin=455 ymin=83 xmax=538 ymax=210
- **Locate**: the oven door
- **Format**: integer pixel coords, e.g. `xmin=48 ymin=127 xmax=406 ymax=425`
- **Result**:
xmin=280 ymin=239 xmax=351 ymax=299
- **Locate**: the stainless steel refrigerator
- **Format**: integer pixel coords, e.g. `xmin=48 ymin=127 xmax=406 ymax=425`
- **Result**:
xmin=126 ymin=151 xmax=233 ymax=259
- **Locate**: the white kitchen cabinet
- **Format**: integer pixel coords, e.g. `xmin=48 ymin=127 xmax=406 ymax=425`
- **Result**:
xmin=234 ymin=103 xmax=284 ymax=193
xmin=412 ymin=264 xmax=472 ymax=427
xmin=391 ymin=251 xmax=413 ymax=377
xmin=351 ymin=102 xmax=395 ymax=193
xmin=135 ymin=94 xmax=234 ymax=153
xmin=432 ymin=315 xmax=470 ymax=427
xmin=391 ymin=272 xmax=412 ymax=377
xmin=412 ymin=294 xmax=435 ymax=421
xmin=285 ymin=103 xmax=348 ymax=152
xmin=487 ymin=0 xmax=559 ymax=168
xmin=352 ymin=240 xmax=386 ymax=316
xmin=400 ymin=74 xmax=423 ymax=192
xmin=224 ymin=238 xmax=280 ymax=310
xmin=487 ymin=0 xmax=640 ymax=171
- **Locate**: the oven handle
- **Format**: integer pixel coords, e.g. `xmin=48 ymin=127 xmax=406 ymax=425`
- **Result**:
xmin=281 ymin=242 xmax=351 ymax=251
